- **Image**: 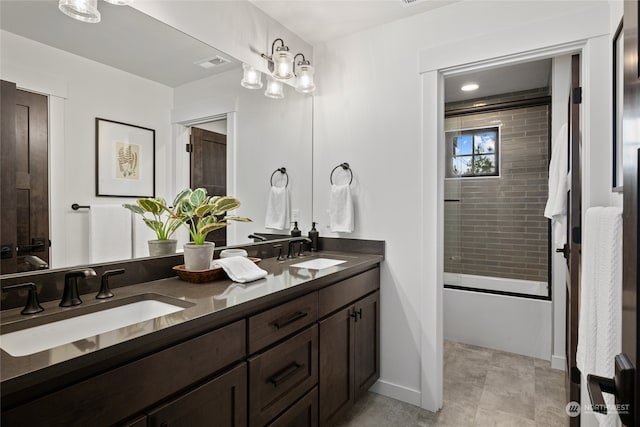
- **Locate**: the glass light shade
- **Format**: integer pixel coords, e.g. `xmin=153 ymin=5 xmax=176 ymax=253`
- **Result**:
xmin=295 ymin=64 xmax=316 ymax=94
xmin=240 ymin=64 xmax=263 ymax=89
xmin=104 ymin=0 xmax=132 ymax=4
xmin=58 ymin=0 xmax=101 ymax=23
xmin=264 ymin=76 xmax=284 ymax=99
xmin=272 ymin=48 xmax=294 ymax=79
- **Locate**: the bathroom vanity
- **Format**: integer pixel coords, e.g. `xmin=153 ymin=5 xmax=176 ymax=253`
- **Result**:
xmin=0 ymin=251 xmax=381 ymax=427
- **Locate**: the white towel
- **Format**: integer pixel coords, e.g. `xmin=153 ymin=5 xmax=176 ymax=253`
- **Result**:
xmin=329 ymin=184 xmax=354 ymax=233
xmin=89 ymin=205 xmax=132 ymax=263
xmin=544 ymin=123 xmax=569 ymax=247
xmin=212 ymin=256 xmax=268 ymax=283
xmin=576 ymin=207 xmax=623 ymax=427
xmin=265 ymin=186 xmax=290 ymax=230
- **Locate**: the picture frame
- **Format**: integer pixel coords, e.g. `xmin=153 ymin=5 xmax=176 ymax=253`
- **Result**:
xmin=95 ymin=118 xmax=155 ymax=198
xmin=613 ymin=19 xmax=624 ymax=191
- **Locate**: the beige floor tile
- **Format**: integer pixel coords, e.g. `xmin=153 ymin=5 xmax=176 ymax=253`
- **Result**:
xmin=474 ymin=406 xmax=537 ymax=427
xmin=478 ymin=384 xmax=536 ymax=420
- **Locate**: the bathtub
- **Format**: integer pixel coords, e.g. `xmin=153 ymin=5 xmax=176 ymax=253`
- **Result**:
xmin=444 ymin=272 xmax=548 ymax=297
xmin=443 ymin=273 xmax=552 ymax=359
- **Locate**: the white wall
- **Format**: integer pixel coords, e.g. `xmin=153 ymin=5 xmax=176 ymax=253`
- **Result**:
xmin=0 ymin=30 xmax=173 ymax=268
xmin=172 ymin=68 xmax=313 ymax=244
xmin=313 ymin=0 xmax=611 ymax=411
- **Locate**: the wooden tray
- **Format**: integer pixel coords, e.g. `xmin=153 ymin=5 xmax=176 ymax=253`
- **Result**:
xmin=173 ymin=257 xmax=262 ymax=284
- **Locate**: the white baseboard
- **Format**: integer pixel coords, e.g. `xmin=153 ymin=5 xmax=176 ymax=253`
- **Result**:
xmin=551 ymin=355 xmax=566 ymax=371
xmin=369 ymin=379 xmax=422 ymax=407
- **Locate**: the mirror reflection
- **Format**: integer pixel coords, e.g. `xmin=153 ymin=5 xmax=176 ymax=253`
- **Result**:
xmin=0 ymin=1 xmax=313 ymax=275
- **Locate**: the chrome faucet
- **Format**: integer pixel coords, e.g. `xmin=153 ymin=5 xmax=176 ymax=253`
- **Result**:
xmin=287 ymin=237 xmax=312 ymax=259
xmin=60 ymin=268 xmax=96 ymax=307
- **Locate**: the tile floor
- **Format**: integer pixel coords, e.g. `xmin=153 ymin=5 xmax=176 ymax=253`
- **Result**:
xmin=336 ymin=341 xmax=568 ymax=426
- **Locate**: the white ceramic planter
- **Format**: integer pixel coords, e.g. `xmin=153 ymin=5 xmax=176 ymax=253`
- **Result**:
xmin=147 ymin=239 xmax=177 ymax=257
xmin=183 ymin=242 xmax=215 ymax=271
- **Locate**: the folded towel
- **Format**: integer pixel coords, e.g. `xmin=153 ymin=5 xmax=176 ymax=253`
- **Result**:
xmin=576 ymin=207 xmax=623 ymax=427
xmin=212 ymin=256 xmax=268 ymax=283
xmin=89 ymin=205 xmax=132 ymax=263
xmin=265 ymin=186 xmax=290 ymax=230
xmin=329 ymin=184 xmax=354 ymax=233
xmin=544 ymin=123 xmax=568 ymax=247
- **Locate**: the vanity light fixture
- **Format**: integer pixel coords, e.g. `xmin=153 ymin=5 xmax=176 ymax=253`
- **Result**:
xmin=264 ymin=76 xmax=285 ymax=99
xmin=261 ymin=38 xmax=295 ymax=80
xmin=294 ymin=53 xmax=316 ymax=94
xmin=461 ymin=83 xmax=479 ymax=92
xmin=58 ymin=0 xmax=101 ymax=23
xmin=241 ymin=63 xmax=263 ymax=89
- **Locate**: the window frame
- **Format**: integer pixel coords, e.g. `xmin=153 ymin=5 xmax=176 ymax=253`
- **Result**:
xmin=445 ymin=126 xmax=501 ymax=178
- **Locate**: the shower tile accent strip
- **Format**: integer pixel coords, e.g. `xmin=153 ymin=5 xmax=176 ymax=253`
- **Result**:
xmin=444 ymin=89 xmax=549 ymax=283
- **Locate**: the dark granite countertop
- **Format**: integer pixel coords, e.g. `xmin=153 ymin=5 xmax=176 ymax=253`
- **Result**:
xmin=0 ymin=251 xmax=382 ymax=407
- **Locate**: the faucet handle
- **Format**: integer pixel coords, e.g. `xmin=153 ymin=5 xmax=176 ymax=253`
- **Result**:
xmin=273 ymin=244 xmax=286 ymax=261
xmin=96 ymin=269 xmax=125 ymax=299
xmin=3 ymin=283 xmax=44 ymax=315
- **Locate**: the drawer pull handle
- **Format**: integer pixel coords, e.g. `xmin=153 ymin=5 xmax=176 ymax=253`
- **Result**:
xmin=268 ymin=362 xmax=304 ymax=387
xmin=273 ymin=311 xmax=308 ymax=329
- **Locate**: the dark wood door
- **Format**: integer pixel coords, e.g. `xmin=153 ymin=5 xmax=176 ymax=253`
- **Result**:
xmin=621 ymin=1 xmax=639 ymax=425
xmin=190 ymin=126 xmax=227 ymax=247
xmin=354 ymin=291 xmax=380 ymax=400
xmin=147 ymin=363 xmax=247 ymax=427
xmin=564 ymin=54 xmax=582 ymax=422
xmin=0 ymin=81 xmax=49 ymax=274
xmin=319 ymin=305 xmax=355 ymax=427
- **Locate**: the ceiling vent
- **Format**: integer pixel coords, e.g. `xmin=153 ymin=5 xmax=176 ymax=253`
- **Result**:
xmin=195 ymin=56 xmax=230 ymax=69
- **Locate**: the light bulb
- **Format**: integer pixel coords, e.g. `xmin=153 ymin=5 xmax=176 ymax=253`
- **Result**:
xmin=58 ymin=0 xmax=101 ymax=23
xmin=272 ymin=48 xmax=294 ymax=80
xmin=295 ymin=64 xmax=316 ymax=94
xmin=241 ymin=64 xmax=263 ymax=89
xmin=264 ymin=76 xmax=284 ymax=99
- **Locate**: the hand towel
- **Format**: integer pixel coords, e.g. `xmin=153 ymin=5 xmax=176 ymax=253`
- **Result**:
xmin=265 ymin=186 xmax=290 ymax=230
xmin=89 ymin=205 xmax=132 ymax=263
xmin=329 ymin=184 xmax=354 ymax=233
xmin=544 ymin=123 xmax=569 ymax=247
xmin=212 ymin=256 xmax=268 ymax=283
xmin=576 ymin=207 xmax=623 ymax=426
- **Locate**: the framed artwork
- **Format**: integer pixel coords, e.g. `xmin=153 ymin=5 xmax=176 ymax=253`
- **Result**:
xmin=95 ymin=118 xmax=155 ymax=197
xmin=613 ymin=19 xmax=624 ymax=191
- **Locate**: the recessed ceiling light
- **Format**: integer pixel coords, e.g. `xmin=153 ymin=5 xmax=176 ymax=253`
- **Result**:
xmin=461 ymin=83 xmax=479 ymax=92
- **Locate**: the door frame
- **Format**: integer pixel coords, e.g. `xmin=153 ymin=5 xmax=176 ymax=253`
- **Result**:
xmin=419 ymin=30 xmax=609 ymax=411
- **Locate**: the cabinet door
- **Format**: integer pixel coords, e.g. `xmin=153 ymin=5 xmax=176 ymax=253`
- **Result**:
xmin=267 ymin=387 xmax=318 ymax=427
xmin=148 ymin=363 xmax=247 ymax=427
xmin=354 ymin=291 xmax=380 ymax=400
xmin=319 ymin=305 xmax=355 ymax=427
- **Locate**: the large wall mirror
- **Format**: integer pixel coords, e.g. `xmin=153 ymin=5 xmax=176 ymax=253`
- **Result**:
xmin=0 ymin=1 xmax=313 ymax=275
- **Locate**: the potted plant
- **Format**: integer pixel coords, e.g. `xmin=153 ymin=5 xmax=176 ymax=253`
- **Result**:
xmin=176 ymin=188 xmax=251 ymax=271
xmin=123 ymin=192 xmax=186 ymax=256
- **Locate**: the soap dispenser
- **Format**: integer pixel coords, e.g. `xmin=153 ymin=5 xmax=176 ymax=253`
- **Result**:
xmin=291 ymin=221 xmax=302 ymax=237
xmin=308 ymin=222 xmax=319 ymax=251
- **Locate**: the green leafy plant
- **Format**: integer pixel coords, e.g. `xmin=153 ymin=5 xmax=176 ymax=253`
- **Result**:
xmin=175 ymin=188 xmax=251 ymax=245
xmin=122 ymin=192 xmax=186 ymax=240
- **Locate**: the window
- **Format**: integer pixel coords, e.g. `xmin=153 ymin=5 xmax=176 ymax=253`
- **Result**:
xmin=446 ymin=127 xmax=499 ymax=178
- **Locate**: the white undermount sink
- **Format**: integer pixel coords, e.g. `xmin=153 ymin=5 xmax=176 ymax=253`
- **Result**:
xmin=0 ymin=296 xmax=190 ymax=357
xmin=289 ymin=258 xmax=346 ymax=270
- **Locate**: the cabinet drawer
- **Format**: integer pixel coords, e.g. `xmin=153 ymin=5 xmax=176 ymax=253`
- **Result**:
xmin=249 ymin=325 xmax=318 ymax=427
xmin=267 ymin=386 xmax=318 ymax=427
xmin=148 ymin=362 xmax=247 ymax=427
xmin=248 ymin=293 xmax=317 ymax=353
xmin=318 ymin=267 xmax=379 ymax=318
xmin=2 ymin=320 xmax=246 ymax=426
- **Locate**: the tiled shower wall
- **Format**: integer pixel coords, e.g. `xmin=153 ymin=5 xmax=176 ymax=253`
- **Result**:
xmin=444 ymin=90 xmax=549 ymax=283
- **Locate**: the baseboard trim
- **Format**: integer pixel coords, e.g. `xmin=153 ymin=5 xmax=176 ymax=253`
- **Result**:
xmin=369 ymin=379 xmax=422 ymax=406
xmin=551 ymin=355 xmax=566 ymax=371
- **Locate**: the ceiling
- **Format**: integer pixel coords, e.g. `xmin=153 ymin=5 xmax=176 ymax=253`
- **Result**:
xmin=444 ymin=59 xmax=552 ymax=103
xmin=0 ymin=1 xmax=239 ymax=88
xmin=250 ymin=0 xmax=460 ymax=45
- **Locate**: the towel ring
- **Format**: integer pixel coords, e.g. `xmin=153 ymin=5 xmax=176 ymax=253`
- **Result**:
xmin=330 ymin=163 xmax=353 ymax=185
xmin=270 ymin=167 xmax=289 ymax=188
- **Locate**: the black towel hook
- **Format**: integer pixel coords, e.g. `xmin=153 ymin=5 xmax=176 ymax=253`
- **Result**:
xmin=330 ymin=163 xmax=353 ymax=185
xmin=71 ymin=204 xmax=90 ymax=210
xmin=270 ymin=167 xmax=289 ymax=188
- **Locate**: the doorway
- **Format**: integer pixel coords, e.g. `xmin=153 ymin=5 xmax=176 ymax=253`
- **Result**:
xmin=189 ymin=119 xmax=227 ymax=247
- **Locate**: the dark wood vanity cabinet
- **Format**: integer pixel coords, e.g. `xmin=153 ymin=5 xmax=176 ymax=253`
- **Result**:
xmin=1 ymin=265 xmax=380 ymax=427
xmin=318 ymin=291 xmax=380 ymax=426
